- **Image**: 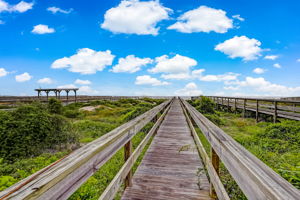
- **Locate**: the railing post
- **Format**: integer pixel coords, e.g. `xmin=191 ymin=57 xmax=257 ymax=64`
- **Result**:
xmin=243 ymin=99 xmax=247 ymax=118
xmin=227 ymin=98 xmax=230 ymax=112
xmin=124 ymin=140 xmax=133 ymax=187
xmin=234 ymin=98 xmax=237 ymax=113
xmin=256 ymin=100 xmax=259 ymax=123
xmin=274 ymin=101 xmax=277 ymax=123
xmin=210 ymin=147 xmax=219 ymax=199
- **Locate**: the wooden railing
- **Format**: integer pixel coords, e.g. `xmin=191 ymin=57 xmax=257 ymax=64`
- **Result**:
xmin=198 ymin=96 xmax=300 ymax=122
xmin=180 ymin=98 xmax=300 ymax=200
xmin=0 ymin=99 xmax=172 ymax=200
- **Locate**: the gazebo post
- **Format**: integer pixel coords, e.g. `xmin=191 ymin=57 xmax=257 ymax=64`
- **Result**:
xmin=46 ymin=91 xmax=49 ymax=100
xmin=74 ymin=90 xmax=77 ymax=103
xmin=66 ymin=90 xmax=70 ymax=103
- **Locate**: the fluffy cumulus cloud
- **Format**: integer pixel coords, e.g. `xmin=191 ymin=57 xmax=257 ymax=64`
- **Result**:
xmin=37 ymin=77 xmax=53 ymax=84
xmin=192 ymin=69 xmax=239 ymax=82
xmin=135 ymin=75 xmax=169 ymax=86
xmin=226 ymin=77 xmax=300 ymax=96
xmin=253 ymin=68 xmax=266 ymax=74
xmin=0 ymin=68 xmax=8 ymax=77
xmin=78 ymin=86 xmax=99 ymax=95
xmin=175 ymin=82 xmax=202 ymax=96
xmin=101 ymin=0 xmax=171 ymax=35
xmin=168 ymin=6 xmax=233 ymax=33
xmin=74 ymin=79 xmax=91 ymax=85
xmin=273 ymin=63 xmax=281 ymax=68
xmin=264 ymin=55 xmax=278 ymax=60
xmin=51 ymin=48 xmax=115 ymax=74
xmin=47 ymin=7 xmax=73 ymax=14
xmin=111 ymin=55 xmax=152 ymax=73
xmin=0 ymin=0 xmax=33 ymax=13
xmin=149 ymin=54 xmax=197 ymax=79
xmin=32 ymin=24 xmax=55 ymax=34
xmin=15 ymin=72 xmax=32 ymax=82
xmin=215 ymin=36 xmax=263 ymax=61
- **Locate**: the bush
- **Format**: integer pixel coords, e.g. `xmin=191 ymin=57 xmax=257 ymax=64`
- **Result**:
xmin=192 ymin=96 xmax=216 ymax=114
xmin=0 ymin=104 xmax=78 ymax=162
xmin=258 ymin=121 xmax=300 ymax=146
xmin=48 ymin=98 xmax=63 ymax=114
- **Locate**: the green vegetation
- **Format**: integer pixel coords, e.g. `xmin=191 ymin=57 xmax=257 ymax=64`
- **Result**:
xmin=0 ymin=102 xmax=77 ymax=162
xmin=0 ymin=97 xmax=164 ymax=194
xmin=190 ymin=98 xmax=300 ymax=199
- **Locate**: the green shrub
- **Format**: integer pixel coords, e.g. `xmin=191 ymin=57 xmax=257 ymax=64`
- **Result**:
xmin=192 ymin=96 xmax=216 ymax=114
xmin=0 ymin=104 xmax=77 ymax=162
xmin=48 ymin=98 xmax=63 ymax=114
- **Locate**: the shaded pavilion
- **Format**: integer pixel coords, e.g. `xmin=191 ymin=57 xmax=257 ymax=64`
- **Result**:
xmin=35 ymin=88 xmax=79 ymax=102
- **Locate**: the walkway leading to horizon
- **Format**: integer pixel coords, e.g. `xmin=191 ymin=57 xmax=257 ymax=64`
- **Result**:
xmin=121 ymin=99 xmax=211 ymax=200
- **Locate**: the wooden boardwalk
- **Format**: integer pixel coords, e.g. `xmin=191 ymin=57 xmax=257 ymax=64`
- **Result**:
xmin=122 ymin=99 xmax=211 ymax=200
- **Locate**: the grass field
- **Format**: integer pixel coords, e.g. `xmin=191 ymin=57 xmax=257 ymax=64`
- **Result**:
xmin=0 ymin=98 xmax=164 ymax=197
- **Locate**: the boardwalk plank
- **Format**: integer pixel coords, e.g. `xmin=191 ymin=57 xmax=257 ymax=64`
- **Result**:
xmin=121 ymin=99 xmax=212 ymax=200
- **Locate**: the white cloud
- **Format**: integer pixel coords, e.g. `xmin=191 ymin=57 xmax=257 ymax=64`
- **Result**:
xmin=74 ymin=79 xmax=91 ymax=85
xmin=175 ymin=82 xmax=202 ymax=96
xmin=47 ymin=7 xmax=73 ymax=14
xmin=32 ymin=24 xmax=55 ymax=34
xmin=0 ymin=0 xmax=33 ymax=13
xmin=232 ymin=14 xmax=244 ymax=21
xmin=168 ymin=6 xmax=233 ymax=33
xmin=12 ymin=1 xmax=33 ymax=13
xmin=78 ymin=86 xmax=99 ymax=95
xmin=192 ymin=69 xmax=239 ymax=82
xmin=101 ymin=0 xmax=171 ymax=35
xmin=111 ymin=55 xmax=152 ymax=73
xmin=297 ymin=58 xmax=300 ymax=62
xmin=15 ymin=72 xmax=32 ymax=82
xmin=135 ymin=75 xmax=170 ymax=86
xmin=224 ymin=86 xmax=239 ymax=90
xmin=161 ymin=73 xmax=191 ymax=80
xmin=215 ymin=36 xmax=263 ymax=61
xmin=51 ymin=48 xmax=115 ymax=74
xmin=227 ymin=77 xmax=300 ymax=96
xmin=273 ymin=63 xmax=281 ymax=68
xmin=57 ymin=84 xmax=77 ymax=89
xmin=37 ymin=77 xmax=53 ymax=84
xmin=264 ymin=55 xmax=278 ymax=60
xmin=253 ymin=68 xmax=266 ymax=74
xmin=0 ymin=68 xmax=8 ymax=77
xmin=149 ymin=54 xmax=197 ymax=80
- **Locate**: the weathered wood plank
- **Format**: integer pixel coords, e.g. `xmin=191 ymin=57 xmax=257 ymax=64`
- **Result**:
xmin=121 ymin=99 xmax=212 ymax=200
xmin=181 ymin=100 xmax=230 ymax=200
xmin=99 ymin=101 xmax=171 ymax=200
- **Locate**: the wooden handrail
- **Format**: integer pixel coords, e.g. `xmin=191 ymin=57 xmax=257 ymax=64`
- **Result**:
xmin=181 ymin=99 xmax=300 ymax=200
xmin=199 ymin=96 xmax=300 ymax=121
xmin=99 ymin=100 xmax=172 ymax=200
xmin=180 ymin=100 xmax=230 ymax=200
xmin=0 ymin=99 xmax=172 ymax=200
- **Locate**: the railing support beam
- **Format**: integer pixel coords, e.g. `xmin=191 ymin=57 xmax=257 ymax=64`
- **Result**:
xmin=210 ymin=148 xmax=220 ymax=199
xmin=124 ymin=140 xmax=133 ymax=187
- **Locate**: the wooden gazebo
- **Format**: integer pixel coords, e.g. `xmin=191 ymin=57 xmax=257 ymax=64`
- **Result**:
xmin=35 ymin=88 xmax=79 ymax=102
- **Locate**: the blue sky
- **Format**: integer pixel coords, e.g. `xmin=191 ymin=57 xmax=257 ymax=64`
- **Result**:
xmin=0 ymin=0 xmax=300 ymax=96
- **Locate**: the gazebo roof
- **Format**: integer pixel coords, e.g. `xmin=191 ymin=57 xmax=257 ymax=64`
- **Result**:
xmin=35 ymin=88 xmax=79 ymax=91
